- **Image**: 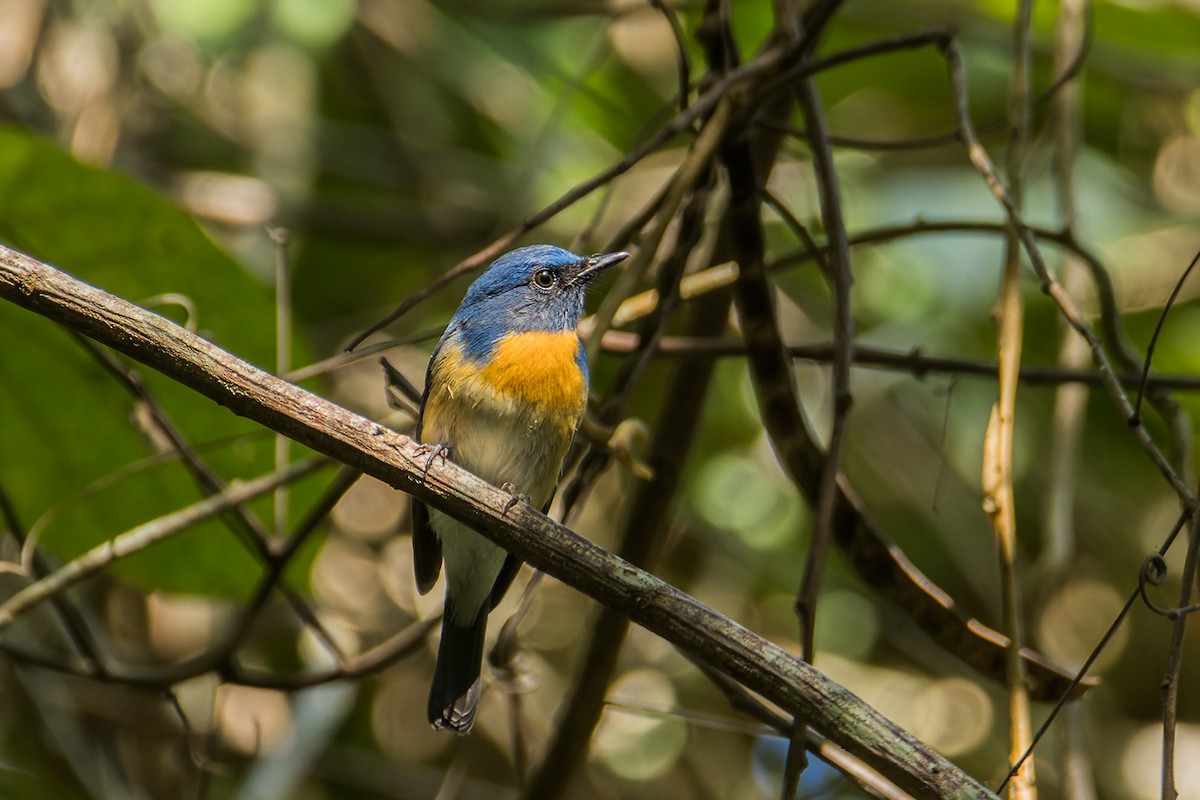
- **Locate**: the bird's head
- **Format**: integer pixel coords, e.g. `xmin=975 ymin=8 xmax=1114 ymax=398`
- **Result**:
xmin=453 ymin=245 xmax=629 ymax=335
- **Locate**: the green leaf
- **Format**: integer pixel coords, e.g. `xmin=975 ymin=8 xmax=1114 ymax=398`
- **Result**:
xmin=0 ymin=127 xmax=321 ymax=597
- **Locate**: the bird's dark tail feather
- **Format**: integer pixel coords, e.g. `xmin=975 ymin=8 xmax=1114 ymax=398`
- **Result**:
xmin=428 ymin=597 xmax=488 ymax=734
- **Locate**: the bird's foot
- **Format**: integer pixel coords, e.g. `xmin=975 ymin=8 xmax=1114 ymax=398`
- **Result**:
xmin=414 ymin=443 xmax=451 ymax=479
xmin=499 ymin=483 xmax=529 ymax=516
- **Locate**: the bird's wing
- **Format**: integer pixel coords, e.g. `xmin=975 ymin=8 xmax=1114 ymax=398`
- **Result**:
xmin=411 ymin=501 xmax=441 ymax=595
xmin=412 ymin=338 xmax=446 ymax=595
xmin=487 ymin=554 xmax=523 ymax=610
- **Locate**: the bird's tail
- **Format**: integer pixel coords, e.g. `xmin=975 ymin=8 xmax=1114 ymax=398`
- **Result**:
xmin=428 ymin=597 xmax=488 ymax=734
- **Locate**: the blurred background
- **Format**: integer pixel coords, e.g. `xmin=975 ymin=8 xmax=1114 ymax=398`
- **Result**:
xmin=1 ymin=0 xmax=1200 ymax=798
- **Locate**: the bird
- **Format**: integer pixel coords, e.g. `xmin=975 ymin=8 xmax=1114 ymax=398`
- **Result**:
xmin=411 ymin=244 xmax=629 ymax=734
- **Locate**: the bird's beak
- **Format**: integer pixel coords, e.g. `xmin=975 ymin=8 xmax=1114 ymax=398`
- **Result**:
xmin=574 ymin=251 xmax=630 ymax=285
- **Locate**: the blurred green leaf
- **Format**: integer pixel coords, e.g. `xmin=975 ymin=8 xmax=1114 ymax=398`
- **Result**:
xmin=0 ymin=127 xmax=320 ymax=597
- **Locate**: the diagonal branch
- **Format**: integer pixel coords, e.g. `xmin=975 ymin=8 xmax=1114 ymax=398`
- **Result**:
xmin=0 ymin=243 xmax=997 ymax=800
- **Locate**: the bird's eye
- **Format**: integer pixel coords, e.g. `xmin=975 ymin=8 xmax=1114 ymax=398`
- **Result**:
xmin=532 ymin=269 xmax=557 ymax=290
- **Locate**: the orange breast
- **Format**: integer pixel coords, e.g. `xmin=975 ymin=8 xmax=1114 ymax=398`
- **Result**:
xmin=476 ymin=330 xmax=587 ymax=414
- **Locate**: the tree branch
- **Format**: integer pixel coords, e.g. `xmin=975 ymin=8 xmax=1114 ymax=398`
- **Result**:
xmin=0 ymin=244 xmax=998 ymax=799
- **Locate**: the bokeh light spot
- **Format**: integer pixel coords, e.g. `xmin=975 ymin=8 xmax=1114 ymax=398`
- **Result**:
xmin=1036 ymin=579 xmax=1128 ymax=672
xmin=271 ymin=0 xmax=356 ymax=49
xmin=595 ymin=669 xmax=687 ymax=781
xmin=216 ymin=684 xmax=292 ymax=756
xmin=911 ymin=677 xmax=993 ymax=756
xmin=149 ymin=0 xmax=254 ymax=42
xmin=694 ymin=453 xmax=804 ymax=550
xmin=1123 ymin=723 xmax=1200 ymax=800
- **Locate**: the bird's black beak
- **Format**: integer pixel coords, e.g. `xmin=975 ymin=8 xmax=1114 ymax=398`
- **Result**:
xmin=573 ymin=251 xmax=630 ymax=285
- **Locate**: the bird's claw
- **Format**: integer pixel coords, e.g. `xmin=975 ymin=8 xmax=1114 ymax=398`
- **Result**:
xmin=414 ymin=443 xmax=451 ymax=479
xmin=500 ymin=483 xmax=529 ymax=516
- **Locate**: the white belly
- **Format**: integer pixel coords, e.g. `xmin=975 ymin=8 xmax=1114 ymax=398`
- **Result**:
xmin=429 ymin=400 xmax=571 ymax=623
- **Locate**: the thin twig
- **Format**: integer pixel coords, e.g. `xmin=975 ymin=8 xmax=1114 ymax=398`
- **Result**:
xmin=793 ymin=64 xmax=855 ymax=667
xmin=759 ymin=27 xmax=954 ymax=100
xmin=1133 ymin=247 xmax=1200 ymax=425
xmin=982 ymin=5 xmax=1036 ymax=797
xmin=782 ymin=41 xmax=857 ymax=800
xmin=0 ymin=458 xmax=329 ymax=630
xmin=792 ymin=70 xmax=849 ymax=662
xmin=287 ymin=327 xmax=443 ymax=383
xmin=651 ymin=0 xmax=691 ymax=113
xmin=1160 ymin=509 xmax=1200 ymax=800
xmin=271 ymin=226 xmax=293 ymax=539
xmin=598 ymin=332 xmax=1200 ymax=391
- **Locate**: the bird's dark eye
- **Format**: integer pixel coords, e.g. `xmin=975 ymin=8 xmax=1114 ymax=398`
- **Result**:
xmin=532 ymin=269 xmax=557 ymax=290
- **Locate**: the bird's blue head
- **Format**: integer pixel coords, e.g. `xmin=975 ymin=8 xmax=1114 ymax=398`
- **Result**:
xmin=449 ymin=245 xmax=628 ymax=348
